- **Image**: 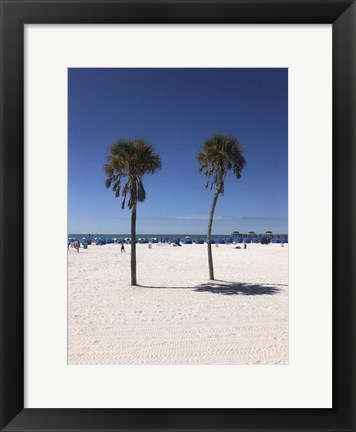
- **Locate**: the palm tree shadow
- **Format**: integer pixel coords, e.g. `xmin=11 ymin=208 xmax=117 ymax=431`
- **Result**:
xmin=136 ymin=284 xmax=192 ymax=290
xmin=194 ymin=281 xmax=281 ymax=296
xmin=137 ymin=281 xmax=282 ymax=296
xmin=214 ymin=279 xmax=288 ymax=288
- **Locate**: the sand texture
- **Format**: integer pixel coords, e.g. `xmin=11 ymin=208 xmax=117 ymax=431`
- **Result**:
xmin=68 ymin=243 xmax=288 ymax=365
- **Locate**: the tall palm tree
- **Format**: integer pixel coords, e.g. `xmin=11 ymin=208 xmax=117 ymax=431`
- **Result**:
xmin=104 ymin=139 xmax=161 ymax=285
xmin=197 ymin=134 xmax=246 ymax=280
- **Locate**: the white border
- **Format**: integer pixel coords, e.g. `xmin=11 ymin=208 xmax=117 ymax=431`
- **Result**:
xmin=25 ymin=24 xmax=332 ymax=408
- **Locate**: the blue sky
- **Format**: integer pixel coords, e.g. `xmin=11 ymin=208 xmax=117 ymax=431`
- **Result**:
xmin=68 ymin=68 xmax=288 ymax=235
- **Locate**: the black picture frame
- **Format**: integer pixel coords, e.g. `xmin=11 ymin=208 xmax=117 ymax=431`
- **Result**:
xmin=0 ymin=0 xmax=355 ymax=431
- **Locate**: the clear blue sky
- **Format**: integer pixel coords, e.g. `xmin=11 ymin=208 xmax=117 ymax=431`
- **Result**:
xmin=68 ymin=68 xmax=288 ymax=235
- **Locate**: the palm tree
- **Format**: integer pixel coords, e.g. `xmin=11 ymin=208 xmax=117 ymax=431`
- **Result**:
xmin=197 ymin=134 xmax=246 ymax=280
xmin=104 ymin=139 xmax=161 ymax=285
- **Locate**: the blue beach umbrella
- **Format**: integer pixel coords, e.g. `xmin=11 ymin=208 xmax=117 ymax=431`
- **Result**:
xmin=170 ymin=237 xmax=180 ymax=245
xmin=205 ymin=238 xmax=215 ymax=244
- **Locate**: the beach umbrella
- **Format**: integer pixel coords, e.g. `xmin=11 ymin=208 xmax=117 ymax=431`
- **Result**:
xmin=170 ymin=237 xmax=180 ymax=245
xmin=183 ymin=237 xmax=192 ymax=244
xmin=194 ymin=237 xmax=204 ymax=244
xmin=205 ymin=238 xmax=215 ymax=244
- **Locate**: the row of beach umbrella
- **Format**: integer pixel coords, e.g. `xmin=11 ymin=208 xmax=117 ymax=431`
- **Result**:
xmin=68 ymin=236 xmax=288 ymax=246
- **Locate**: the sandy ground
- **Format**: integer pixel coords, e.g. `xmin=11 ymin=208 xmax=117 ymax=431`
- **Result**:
xmin=68 ymin=243 xmax=288 ymax=365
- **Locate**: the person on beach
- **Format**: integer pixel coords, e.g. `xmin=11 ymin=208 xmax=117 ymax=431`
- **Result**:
xmin=121 ymin=242 xmax=126 ymax=254
xmin=244 ymin=242 xmax=247 ymax=249
xmin=75 ymin=240 xmax=80 ymax=253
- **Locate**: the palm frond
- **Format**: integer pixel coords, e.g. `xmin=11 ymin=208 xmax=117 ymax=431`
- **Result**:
xmin=196 ymin=133 xmax=246 ymax=193
xmin=104 ymin=138 xmax=161 ymax=209
xmin=105 ymin=177 xmax=113 ymax=189
xmin=137 ymin=179 xmax=146 ymax=202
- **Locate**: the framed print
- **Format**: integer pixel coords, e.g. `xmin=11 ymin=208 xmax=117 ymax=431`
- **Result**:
xmin=26 ymin=26 xmax=331 ymax=410
xmin=0 ymin=0 xmax=355 ymax=431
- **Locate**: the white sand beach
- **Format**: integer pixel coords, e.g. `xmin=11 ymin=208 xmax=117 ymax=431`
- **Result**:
xmin=68 ymin=243 xmax=288 ymax=365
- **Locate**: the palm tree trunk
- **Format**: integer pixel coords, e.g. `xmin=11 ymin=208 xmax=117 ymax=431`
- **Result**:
xmin=131 ymin=203 xmax=137 ymax=285
xmin=207 ymin=187 xmax=221 ymax=280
